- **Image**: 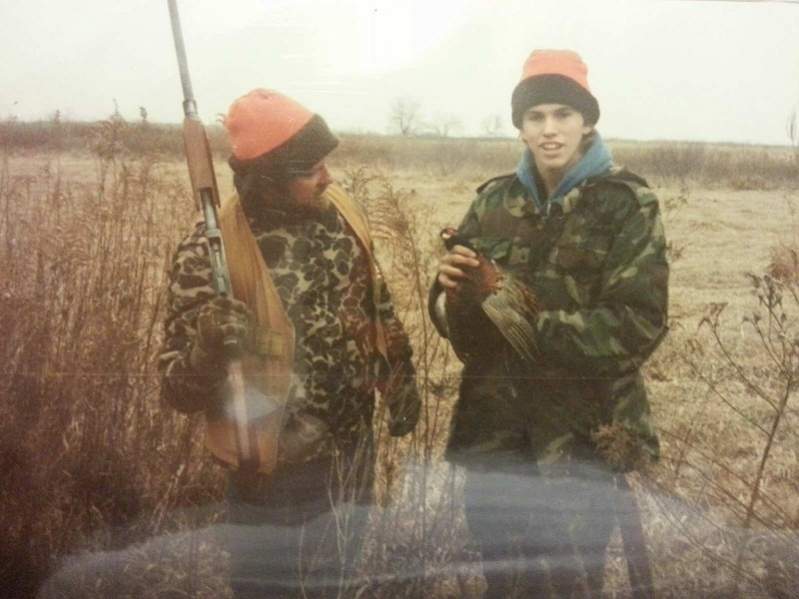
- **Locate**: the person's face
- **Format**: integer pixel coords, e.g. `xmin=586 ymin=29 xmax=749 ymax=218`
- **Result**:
xmin=285 ymin=160 xmax=333 ymax=210
xmin=519 ymin=103 xmax=592 ymax=180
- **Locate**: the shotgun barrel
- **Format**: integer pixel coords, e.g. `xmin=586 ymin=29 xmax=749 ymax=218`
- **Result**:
xmin=167 ymin=0 xmax=258 ymax=472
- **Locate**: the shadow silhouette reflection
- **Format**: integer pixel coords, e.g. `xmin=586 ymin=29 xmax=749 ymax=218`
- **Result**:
xmin=37 ymin=459 xmax=665 ymax=598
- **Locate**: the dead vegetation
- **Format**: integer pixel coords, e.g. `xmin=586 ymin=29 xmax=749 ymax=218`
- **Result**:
xmin=0 ymin=119 xmax=225 ymax=597
xmin=2 ymin=117 xmax=799 ymax=597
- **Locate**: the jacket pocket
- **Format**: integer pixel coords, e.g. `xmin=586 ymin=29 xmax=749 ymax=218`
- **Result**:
xmin=472 ymin=237 xmax=512 ymax=263
xmin=553 ymin=242 xmax=606 ymax=271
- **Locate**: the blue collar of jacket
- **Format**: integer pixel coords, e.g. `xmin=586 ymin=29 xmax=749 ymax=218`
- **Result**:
xmin=515 ymin=132 xmax=614 ymax=213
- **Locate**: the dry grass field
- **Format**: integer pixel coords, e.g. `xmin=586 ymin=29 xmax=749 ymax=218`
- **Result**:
xmin=2 ymin=117 xmax=799 ymax=598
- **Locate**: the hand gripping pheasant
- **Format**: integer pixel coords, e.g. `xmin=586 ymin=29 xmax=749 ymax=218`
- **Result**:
xmin=167 ymin=0 xmax=260 ymax=473
xmin=438 ymin=228 xmax=540 ymax=363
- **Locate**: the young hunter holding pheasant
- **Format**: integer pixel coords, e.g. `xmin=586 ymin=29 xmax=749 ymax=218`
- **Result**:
xmin=159 ymin=89 xmax=420 ymax=598
xmin=431 ymin=50 xmax=669 ymax=598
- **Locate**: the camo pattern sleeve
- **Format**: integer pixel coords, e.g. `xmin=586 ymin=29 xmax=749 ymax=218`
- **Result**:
xmin=533 ymin=185 xmax=669 ymax=377
xmin=158 ymin=221 xmax=221 ymax=413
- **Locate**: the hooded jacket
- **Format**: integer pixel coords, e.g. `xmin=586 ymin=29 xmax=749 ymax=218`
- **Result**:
xmin=430 ymin=136 xmax=668 ymax=470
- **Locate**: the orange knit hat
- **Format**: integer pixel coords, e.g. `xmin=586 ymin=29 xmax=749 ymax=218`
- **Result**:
xmin=225 ymin=89 xmax=313 ymax=160
xmin=224 ymin=88 xmax=338 ymax=180
xmin=511 ymin=49 xmax=599 ymax=128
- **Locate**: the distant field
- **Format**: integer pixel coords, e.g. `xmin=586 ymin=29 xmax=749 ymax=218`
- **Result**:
xmin=3 ymin=116 xmax=798 ymax=188
xmin=2 ymin=124 xmax=799 ymax=597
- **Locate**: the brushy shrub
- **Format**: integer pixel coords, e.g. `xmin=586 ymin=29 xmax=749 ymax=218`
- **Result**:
xmin=768 ymin=245 xmax=799 ymax=283
xmin=0 ymin=132 xmax=226 ymax=597
xmin=339 ymin=166 xmax=477 ymax=598
xmin=647 ymin=273 xmax=799 ymax=597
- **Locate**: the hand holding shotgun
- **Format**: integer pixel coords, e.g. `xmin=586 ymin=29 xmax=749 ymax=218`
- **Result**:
xmin=167 ymin=0 xmax=259 ymax=473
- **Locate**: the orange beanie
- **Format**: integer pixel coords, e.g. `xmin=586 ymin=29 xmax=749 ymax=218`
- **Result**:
xmin=224 ymin=89 xmax=338 ymax=181
xmin=520 ymin=50 xmax=590 ymax=90
xmin=225 ymin=89 xmax=314 ymax=161
xmin=511 ymin=49 xmax=599 ymax=128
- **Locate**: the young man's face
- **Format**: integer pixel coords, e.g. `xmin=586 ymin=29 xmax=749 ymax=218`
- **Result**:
xmin=519 ymin=103 xmax=592 ymax=180
xmin=286 ymin=160 xmax=333 ymax=210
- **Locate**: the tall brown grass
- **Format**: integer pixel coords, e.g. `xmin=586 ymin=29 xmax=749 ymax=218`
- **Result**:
xmin=340 ymin=167 xmax=478 ymax=598
xmin=0 ymin=119 xmax=225 ymax=597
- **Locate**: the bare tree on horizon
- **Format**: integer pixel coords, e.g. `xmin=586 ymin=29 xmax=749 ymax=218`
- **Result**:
xmin=389 ymin=97 xmax=421 ymax=136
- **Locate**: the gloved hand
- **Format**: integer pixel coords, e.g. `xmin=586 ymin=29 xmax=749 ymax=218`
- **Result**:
xmin=386 ymin=376 xmax=421 ymax=437
xmin=189 ymin=296 xmax=256 ymax=377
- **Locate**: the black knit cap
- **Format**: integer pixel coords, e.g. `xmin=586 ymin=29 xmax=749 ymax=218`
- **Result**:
xmin=512 ymin=74 xmax=600 ymax=129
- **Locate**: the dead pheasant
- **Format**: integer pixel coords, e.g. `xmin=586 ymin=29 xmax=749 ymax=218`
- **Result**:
xmin=440 ymin=227 xmax=503 ymax=301
xmin=438 ymin=227 xmax=504 ymax=362
xmin=440 ymin=227 xmax=540 ymax=363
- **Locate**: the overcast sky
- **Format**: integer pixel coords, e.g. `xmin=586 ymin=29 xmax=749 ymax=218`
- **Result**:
xmin=2 ymin=0 xmax=799 ymax=145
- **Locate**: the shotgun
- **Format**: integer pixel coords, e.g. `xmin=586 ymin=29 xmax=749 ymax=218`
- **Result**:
xmin=167 ymin=0 xmax=259 ymax=473
xmin=616 ymin=473 xmax=655 ymax=599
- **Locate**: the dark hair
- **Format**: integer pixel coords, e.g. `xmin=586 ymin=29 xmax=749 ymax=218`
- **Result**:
xmin=579 ymin=129 xmax=597 ymax=154
xmin=232 ymin=169 xmax=282 ymax=211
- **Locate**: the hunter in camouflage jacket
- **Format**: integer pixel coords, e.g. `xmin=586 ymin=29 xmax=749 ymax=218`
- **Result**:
xmin=430 ymin=166 xmax=668 ymax=471
xmin=160 ymin=193 xmax=419 ymax=467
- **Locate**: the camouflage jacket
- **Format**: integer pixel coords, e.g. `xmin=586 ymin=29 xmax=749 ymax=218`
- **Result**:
xmin=430 ymin=168 xmax=668 ymax=470
xmin=159 ymin=197 xmax=415 ymax=462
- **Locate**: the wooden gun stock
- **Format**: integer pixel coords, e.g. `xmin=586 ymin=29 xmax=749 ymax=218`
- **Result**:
xmin=181 ymin=116 xmax=219 ymax=210
xmin=168 ymin=0 xmax=258 ymax=473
